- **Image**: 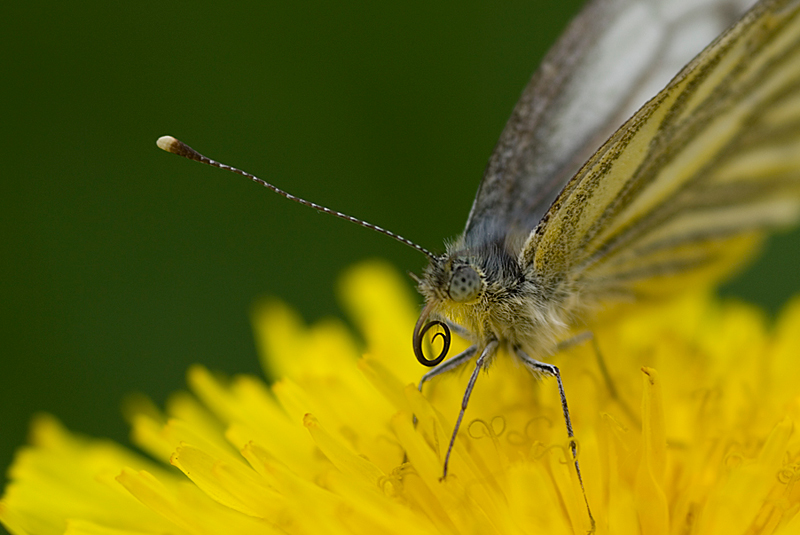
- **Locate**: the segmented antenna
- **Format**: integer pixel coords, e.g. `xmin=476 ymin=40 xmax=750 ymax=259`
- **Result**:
xmin=156 ymin=136 xmax=436 ymax=260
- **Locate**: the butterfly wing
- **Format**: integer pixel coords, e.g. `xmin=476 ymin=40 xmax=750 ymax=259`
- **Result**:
xmin=522 ymin=0 xmax=800 ymax=306
xmin=463 ymin=0 xmax=755 ymax=250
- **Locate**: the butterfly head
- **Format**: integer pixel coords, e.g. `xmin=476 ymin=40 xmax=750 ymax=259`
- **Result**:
xmin=412 ymin=253 xmax=489 ymax=366
xmin=418 ymin=254 xmax=488 ymax=305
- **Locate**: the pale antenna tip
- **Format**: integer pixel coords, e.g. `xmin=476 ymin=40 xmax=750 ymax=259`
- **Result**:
xmin=156 ymin=135 xmax=181 ymax=153
xmin=156 ymin=136 xmax=200 ymax=161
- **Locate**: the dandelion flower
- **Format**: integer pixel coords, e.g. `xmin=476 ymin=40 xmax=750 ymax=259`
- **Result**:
xmin=2 ymin=260 xmax=800 ymax=534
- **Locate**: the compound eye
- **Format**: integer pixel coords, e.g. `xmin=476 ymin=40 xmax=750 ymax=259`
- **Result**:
xmin=448 ymin=265 xmax=482 ymax=302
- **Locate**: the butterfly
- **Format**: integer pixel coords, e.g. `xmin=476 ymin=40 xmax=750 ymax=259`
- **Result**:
xmin=158 ymin=0 xmax=800 ymax=527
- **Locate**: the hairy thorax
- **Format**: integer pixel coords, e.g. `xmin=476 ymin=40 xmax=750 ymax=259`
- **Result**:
xmin=417 ymin=238 xmax=580 ymax=359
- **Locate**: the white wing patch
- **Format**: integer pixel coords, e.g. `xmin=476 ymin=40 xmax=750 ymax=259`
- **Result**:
xmin=524 ymin=0 xmax=800 ymax=307
xmin=463 ymin=0 xmax=756 ymax=245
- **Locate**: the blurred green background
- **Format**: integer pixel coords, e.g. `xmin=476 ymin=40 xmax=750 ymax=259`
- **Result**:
xmin=2 ymin=0 xmax=799 ymax=517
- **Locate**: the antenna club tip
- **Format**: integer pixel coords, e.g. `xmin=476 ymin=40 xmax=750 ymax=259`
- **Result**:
xmin=156 ymin=136 xmax=201 ymax=161
xmin=156 ymin=135 xmax=182 ymax=154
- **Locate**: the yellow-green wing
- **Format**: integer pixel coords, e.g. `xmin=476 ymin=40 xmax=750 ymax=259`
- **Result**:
xmin=523 ymin=0 xmax=800 ymax=305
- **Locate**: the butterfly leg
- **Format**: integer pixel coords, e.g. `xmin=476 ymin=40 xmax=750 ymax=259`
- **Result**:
xmin=516 ymin=348 xmax=596 ymax=533
xmin=440 ymin=339 xmax=498 ymax=480
xmin=557 ymin=332 xmax=638 ymax=425
xmin=554 ymin=331 xmax=593 ymax=352
xmin=413 ymin=345 xmax=478 ymax=429
xmin=410 ymin=345 xmax=478 ymax=456
xmin=417 ymin=345 xmax=478 ymax=394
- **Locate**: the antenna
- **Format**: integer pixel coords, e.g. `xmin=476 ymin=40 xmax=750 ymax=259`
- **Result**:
xmin=156 ymin=136 xmax=437 ymax=260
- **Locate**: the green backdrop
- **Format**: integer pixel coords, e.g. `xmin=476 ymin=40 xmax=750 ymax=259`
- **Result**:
xmin=3 ymin=0 xmax=799 ymax=519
